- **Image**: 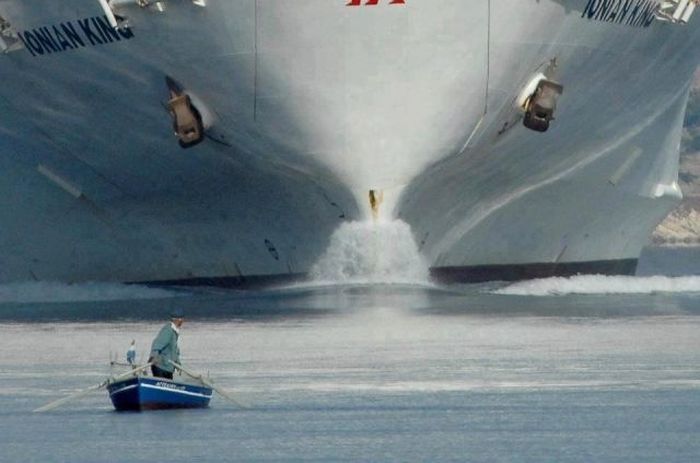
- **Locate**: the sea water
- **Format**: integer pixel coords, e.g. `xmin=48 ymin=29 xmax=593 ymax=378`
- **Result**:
xmin=1 ymin=247 xmax=700 ymax=462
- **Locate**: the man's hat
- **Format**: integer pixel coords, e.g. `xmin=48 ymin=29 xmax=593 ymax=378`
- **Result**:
xmin=170 ymin=308 xmax=185 ymax=319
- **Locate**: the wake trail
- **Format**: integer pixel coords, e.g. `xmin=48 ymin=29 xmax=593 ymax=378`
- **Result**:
xmin=494 ymin=274 xmax=700 ymax=296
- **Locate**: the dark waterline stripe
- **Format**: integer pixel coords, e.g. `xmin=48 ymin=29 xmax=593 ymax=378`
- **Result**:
xmin=132 ymin=259 xmax=638 ymax=289
xmin=431 ymin=259 xmax=639 ymax=284
xmin=132 ymin=273 xmax=307 ymax=290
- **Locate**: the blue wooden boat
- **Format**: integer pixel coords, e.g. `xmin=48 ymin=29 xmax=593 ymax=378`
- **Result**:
xmin=107 ymin=375 xmax=213 ymax=411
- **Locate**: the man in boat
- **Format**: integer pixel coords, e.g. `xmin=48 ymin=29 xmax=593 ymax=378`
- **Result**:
xmin=148 ymin=309 xmax=184 ymax=379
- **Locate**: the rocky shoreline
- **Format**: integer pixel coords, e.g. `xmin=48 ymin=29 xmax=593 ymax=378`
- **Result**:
xmin=653 ymin=72 xmax=700 ymax=245
xmin=653 ymin=203 xmax=700 ymax=245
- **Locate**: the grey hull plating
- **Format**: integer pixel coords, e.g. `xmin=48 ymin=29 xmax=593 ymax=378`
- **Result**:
xmin=0 ymin=0 xmax=698 ymax=284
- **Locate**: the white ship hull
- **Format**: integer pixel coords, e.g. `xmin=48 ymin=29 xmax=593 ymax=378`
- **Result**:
xmin=0 ymin=0 xmax=698 ymax=285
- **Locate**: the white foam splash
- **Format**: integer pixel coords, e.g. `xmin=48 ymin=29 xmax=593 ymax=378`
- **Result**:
xmin=0 ymin=281 xmax=180 ymax=303
xmin=494 ymin=275 xmax=700 ymax=296
xmin=310 ymin=220 xmax=431 ymax=285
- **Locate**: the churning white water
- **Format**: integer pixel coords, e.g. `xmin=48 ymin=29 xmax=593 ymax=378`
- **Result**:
xmin=495 ymin=274 xmax=700 ymax=296
xmin=310 ymin=220 xmax=431 ymax=285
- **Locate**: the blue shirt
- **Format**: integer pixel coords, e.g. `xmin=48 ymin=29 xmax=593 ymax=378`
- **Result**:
xmin=126 ymin=346 xmax=136 ymax=364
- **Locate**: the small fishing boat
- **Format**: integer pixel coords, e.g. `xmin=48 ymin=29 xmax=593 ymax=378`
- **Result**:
xmin=33 ymin=360 xmax=244 ymax=414
xmin=107 ymin=374 xmax=213 ymax=411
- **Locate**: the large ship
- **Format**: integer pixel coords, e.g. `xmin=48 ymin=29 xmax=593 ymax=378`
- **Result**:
xmin=0 ymin=0 xmax=699 ymax=286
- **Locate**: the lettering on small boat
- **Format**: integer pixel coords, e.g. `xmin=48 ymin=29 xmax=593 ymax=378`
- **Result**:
xmin=581 ymin=0 xmax=660 ymax=28
xmin=155 ymin=382 xmax=186 ymax=391
xmin=346 ymin=0 xmax=406 ymax=6
xmin=17 ymin=16 xmax=134 ymax=58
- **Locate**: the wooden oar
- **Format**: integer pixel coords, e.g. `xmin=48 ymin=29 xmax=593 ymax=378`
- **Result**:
xmin=33 ymin=363 xmax=152 ymax=413
xmin=169 ymin=360 xmax=249 ymax=409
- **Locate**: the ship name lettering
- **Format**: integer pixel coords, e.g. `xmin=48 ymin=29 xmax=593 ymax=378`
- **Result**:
xmin=581 ymin=0 xmax=659 ymax=28
xmin=78 ymin=18 xmax=105 ymax=46
xmin=18 ymin=16 xmax=134 ymax=58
